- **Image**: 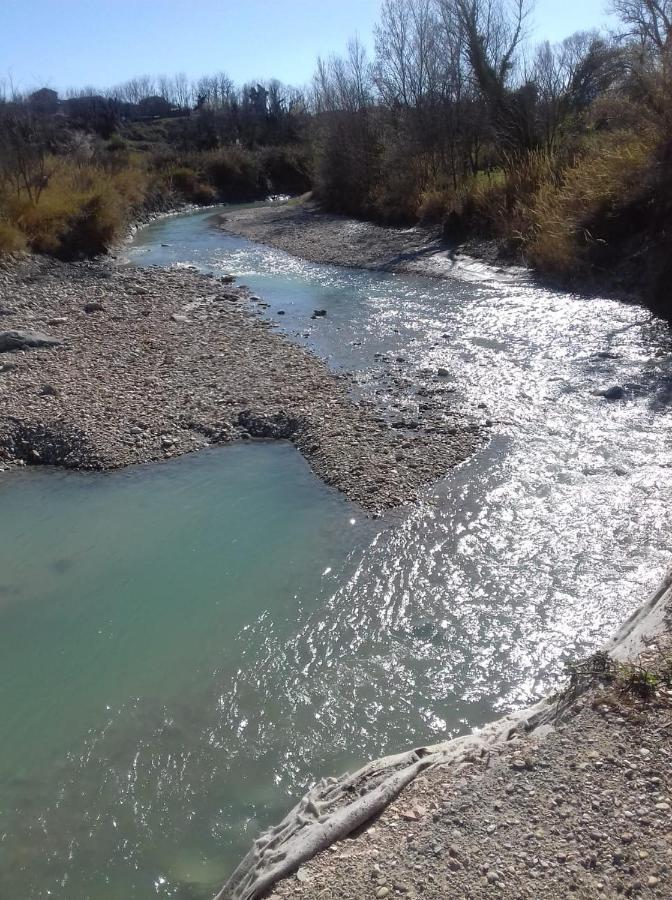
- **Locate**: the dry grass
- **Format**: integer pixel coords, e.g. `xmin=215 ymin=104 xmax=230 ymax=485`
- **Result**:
xmin=0 ymin=221 xmax=27 ymax=255
xmin=0 ymin=160 xmax=149 ymax=258
xmin=526 ymin=132 xmax=656 ymax=273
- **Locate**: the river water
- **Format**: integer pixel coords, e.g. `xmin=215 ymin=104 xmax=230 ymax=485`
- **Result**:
xmin=0 ymin=207 xmax=670 ymax=898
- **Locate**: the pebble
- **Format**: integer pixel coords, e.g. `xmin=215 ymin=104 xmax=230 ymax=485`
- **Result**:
xmin=0 ymin=258 xmax=481 ymax=513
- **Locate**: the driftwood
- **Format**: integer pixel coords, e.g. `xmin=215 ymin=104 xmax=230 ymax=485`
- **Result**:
xmin=215 ymin=571 xmax=672 ymax=900
xmin=214 ymin=700 xmax=557 ymax=900
xmin=215 ymin=748 xmax=434 ymax=900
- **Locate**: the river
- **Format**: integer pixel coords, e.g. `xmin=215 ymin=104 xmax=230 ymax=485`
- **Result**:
xmin=0 ymin=206 xmax=670 ymax=898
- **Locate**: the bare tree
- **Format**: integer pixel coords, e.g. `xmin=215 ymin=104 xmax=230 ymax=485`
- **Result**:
xmin=443 ymin=0 xmax=536 ymax=154
xmin=0 ymin=108 xmax=54 ymax=203
xmin=533 ymin=32 xmax=622 ymax=151
xmin=610 ymin=0 xmax=672 ymax=52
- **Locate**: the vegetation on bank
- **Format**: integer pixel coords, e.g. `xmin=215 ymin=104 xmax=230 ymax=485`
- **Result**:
xmin=0 ymin=83 xmax=311 ymax=258
xmin=311 ymin=0 xmax=672 ymax=311
xmin=1 ymin=0 xmax=671 ymax=312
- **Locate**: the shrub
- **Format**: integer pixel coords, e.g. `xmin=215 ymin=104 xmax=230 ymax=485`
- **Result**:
xmin=0 ymin=221 xmax=27 ymax=255
xmin=5 ymin=160 xmax=149 ymax=258
xmin=526 ymin=132 xmax=656 ymax=274
xmin=166 ymin=167 xmax=217 ymax=204
xmin=258 ymin=145 xmax=312 ymax=194
xmin=417 ymin=189 xmax=450 ymax=223
xmin=203 ymin=149 xmax=264 ymax=199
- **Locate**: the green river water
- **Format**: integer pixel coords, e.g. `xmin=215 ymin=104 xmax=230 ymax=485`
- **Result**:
xmin=1 ymin=206 xmax=671 ymax=898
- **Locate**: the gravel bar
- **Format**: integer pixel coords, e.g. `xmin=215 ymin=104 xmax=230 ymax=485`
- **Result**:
xmin=0 ymin=257 xmax=480 ymax=511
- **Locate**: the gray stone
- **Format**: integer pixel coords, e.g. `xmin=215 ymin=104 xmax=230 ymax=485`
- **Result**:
xmin=601 ymin=385 xmax=625 ymax=400
xmin=0 ymin=330 xmax=61 ymax=353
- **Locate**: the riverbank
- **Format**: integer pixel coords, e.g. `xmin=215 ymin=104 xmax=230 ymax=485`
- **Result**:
xmin=0 ymin=257 xmax=480 ymax=511
xmin=217 ymin=200 xmax=652 ymax=307
xmin=219 ymin=574 xmax=672 ymax=900
xmin=218 ymin=200 xmax=465 ymax=278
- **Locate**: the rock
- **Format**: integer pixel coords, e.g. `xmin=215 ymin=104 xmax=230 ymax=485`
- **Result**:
xmin=40 ymin=384 xmax=59 ymax=397
xmin=221 ymin=274 xmax=235 ymax=283
xmin=277 ymin=310 xmax=286 ymax=315
xmin=170 ymin=313 xmax=190 ymax=323
xmin=47 ymin=317 xmax=68 ymax=325
xmin=83 ymin=302 xmax=105 ymax=314
xmin=601 ymin=385 xmax=625 ymax=400
xmin=437 ymin=367 xmax=450 ymax=377
xmin=237 ymin=410 xmax=302 ymax=439
xmin=0 ymin=330 xmax=61 ymax=353
xmin=311 ymin=309 xmax=327 ymax=319
xmin=0 ymin=307 xmax=17 ymax=316
xmin=376 ymin=889 xmax=390 ymax=898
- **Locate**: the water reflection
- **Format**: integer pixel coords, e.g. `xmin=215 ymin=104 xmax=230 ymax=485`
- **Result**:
xmin=0 ymin=207 xmax=669 ymax=898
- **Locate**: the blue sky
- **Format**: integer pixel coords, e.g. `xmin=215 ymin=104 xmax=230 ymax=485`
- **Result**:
xmin=1 ymin=0 xmax=615 ymax=93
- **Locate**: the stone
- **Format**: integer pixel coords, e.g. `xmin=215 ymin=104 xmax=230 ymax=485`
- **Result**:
xmin=601 ymin=385 xmax=625 ymax=400
xmin=83 ymin=302 xmax=105 ymax=313
xmin=0 ymin=330 xmax=61 ymax=353
xmin=311 ymin=309 xmax=327 ymax=318
xmin=170 ymin=313 xmax=190 ymax=323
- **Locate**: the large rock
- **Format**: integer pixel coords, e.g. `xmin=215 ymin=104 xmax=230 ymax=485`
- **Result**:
xmin=0 ymin=330 xmax=62 ymax=353
xmin=601 ymin=385 xmax=626 ymax=400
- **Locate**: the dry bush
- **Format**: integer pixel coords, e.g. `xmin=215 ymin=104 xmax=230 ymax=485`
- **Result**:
xmin=5 ymin=159 xmax=149 ymax=258
xmin=526 ymin=131 xmax=656 ymax=273
xmin=165 ymin=167 xmax=217 ymax=204
xmin=0 ymin=221 xmax=27 ymax=255
xmin=417 ymin=188 xmax=451 ymax=222
xmin=203 ymin=148 xmax=263 ymax=199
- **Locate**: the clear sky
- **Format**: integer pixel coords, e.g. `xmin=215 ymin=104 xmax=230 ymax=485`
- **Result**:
xmin=1 ymin=0 xmax=615 ymax=93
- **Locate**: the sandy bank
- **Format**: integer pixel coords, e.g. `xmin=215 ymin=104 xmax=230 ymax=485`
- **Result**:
xmin=0 ymin=257 xmax=480 ymax=511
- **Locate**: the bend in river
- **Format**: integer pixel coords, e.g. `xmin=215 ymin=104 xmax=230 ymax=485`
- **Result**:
xmin=0 ymin=206 xmax=670 ymax=899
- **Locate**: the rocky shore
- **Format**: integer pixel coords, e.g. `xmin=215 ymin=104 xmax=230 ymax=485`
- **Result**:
xmin=217 ymin=199 xmax=511 ymax=280
xmin=0 ymin=257 xmax=480 ymax=511
xmin=218 ymin=575 xmax=672 ymax=900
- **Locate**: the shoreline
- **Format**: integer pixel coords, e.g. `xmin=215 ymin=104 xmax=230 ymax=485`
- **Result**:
xmin=0 ymin=255 xmax=481 ymax=512
xmin=214 ymin=201 xmax=672 ymax=899
xmin=217 ymin=199 xmax=647 ymax=308
xmin=218 ymin=573 xmax=672 ymax=900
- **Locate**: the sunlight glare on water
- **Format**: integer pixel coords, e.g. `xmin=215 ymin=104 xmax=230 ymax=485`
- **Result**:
xmin=0 ymin=206 xmax=670 ymax=898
